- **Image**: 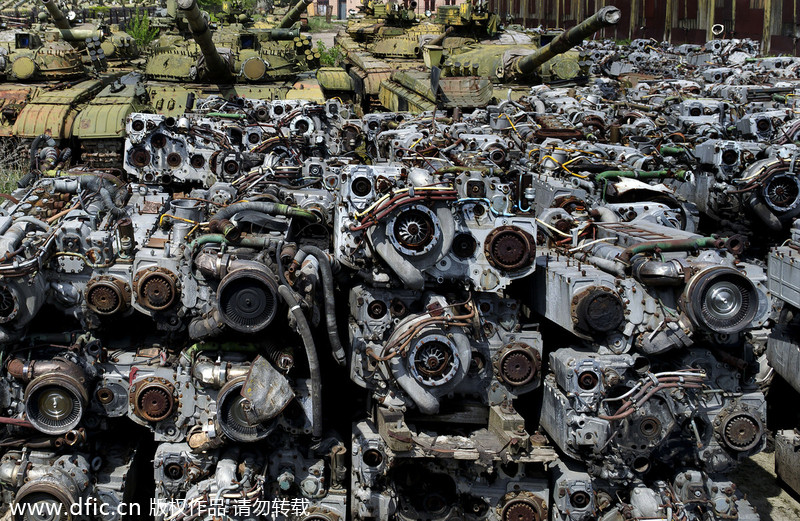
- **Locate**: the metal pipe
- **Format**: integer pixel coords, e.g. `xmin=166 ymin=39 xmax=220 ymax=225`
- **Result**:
xmin=278 ymin=285 xmax=322 ymax=438
xmin=40 ymin=0 xmax=70 ymax=30
xmin=512 ymin=7 xmax=621 ymax=77
xmin=278 ymin=0 xmax=312 ymax=29
xmin=618 ymin=237 xmax=726 ymax=263
xmin=177 ymin=0 xmax=232 ymax=81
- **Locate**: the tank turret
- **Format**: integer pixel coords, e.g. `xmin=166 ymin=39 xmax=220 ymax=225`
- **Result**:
xmin=278 ymin=0 xmax=312 ymax=29
xmin=177 ymin=0 xmax=233 ymax=81
xmin=509 ymin=6 xmax=620 ymax=79
xmin=40 ymin=0 xmax=70 ymax=30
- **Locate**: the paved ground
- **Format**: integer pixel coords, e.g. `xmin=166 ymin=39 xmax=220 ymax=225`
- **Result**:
xmin=732 ymin=452 xmax=800 ymax=521
xmin=311 ymin=29 xmax=337 ymax=48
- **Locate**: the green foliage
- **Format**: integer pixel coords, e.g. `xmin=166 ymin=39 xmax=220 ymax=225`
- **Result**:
xmin=198 ymin=0 xmax=224 ymax=9
xmin=127 ymin=9 xmax=159 ymax=48
xmin=307 ymin=16 xmax=337 ymax=32
xmin=0 ymin=169 xmax=23 ymax=195
xmin=315 ymin=40 xmax=341 ymax=66
xmin=0 ymin=140 xmax=25 ymax=195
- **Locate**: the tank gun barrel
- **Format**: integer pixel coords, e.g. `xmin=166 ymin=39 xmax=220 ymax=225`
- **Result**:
xmin=264 ymin=28 xmax=301 ymax=40
xmin=278 ymin=0 xmax=312 ymax=29
xmin=512 ymin=6 xmax=620 ymax=77
xmin=40 ymin=0 xmax=71 ymax=30
xmin=427 ymin=26 xmax=453 ymax=48
xmin=58 ymin=28 xmax=103 ymax=41
xmin=177 ymin=0 xmax=232 ymax=81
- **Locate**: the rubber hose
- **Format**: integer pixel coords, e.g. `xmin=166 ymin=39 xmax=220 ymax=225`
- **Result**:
xmin=300 ymin=245 xmax=346 ymax=366
xmin=278 ymin=285 xmax=322 ymax=438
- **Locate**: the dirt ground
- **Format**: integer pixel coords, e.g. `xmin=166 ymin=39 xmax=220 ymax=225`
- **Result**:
xmin=732 ymin=451 xmax=800 ymax=521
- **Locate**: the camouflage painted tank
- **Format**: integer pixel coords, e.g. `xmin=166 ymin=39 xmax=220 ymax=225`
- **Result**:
xmin=381 ymin=6 xmax=621 ymax=112
xmin=343 ymin=0 xmax=430 ymax=43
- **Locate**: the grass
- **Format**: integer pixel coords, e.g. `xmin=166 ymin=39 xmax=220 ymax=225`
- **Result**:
xmin=307 ymin=16 xmax=339 ymax=32
xmin=315 ymin=40 xmax=341 ymax=66
xmin=0 ymin=139 xmax=25 ymax=194
xmin=0 ymin=169 xmax=24 ymax=194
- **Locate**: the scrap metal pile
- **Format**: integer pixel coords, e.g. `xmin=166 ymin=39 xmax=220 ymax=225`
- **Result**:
xmin=5 ymin=25 xmax=800 ymax=521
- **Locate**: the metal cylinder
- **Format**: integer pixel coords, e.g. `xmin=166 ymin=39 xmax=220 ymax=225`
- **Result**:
xmin=177 ymin=0 xmax=232 ymax=81
xmin=58 ymin=28 xmax=103 ymax=41
xmin=512 ymin=6 xmax=621 ymax=77
xmin=264 ymin=28 xmax=301 ymax=40
xmin=278 ymin=0 xmax=312 ymax=29
xmin=40 ymin=0 xmax=70 ymax=30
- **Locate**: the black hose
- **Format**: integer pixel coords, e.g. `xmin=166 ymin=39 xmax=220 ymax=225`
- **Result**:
xmin=29 ymin=134 xmax=47 ymax=170
xmin=300 ymin=245 xmax=346 ymax=366
xmin=278 ymin=285 xmax=322 ymax=438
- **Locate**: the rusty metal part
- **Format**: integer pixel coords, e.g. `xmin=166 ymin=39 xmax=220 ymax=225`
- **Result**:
xmin=130 ymin=148 xmax=151 ymax=168
xmin=95 ymin=387 xmax=115 ymax=405
xmin=499 ymin=492 xmax=547 ymax=521
xmin=151 ymin=134 xmax=167 ymax=148
xmin=484 ymin=226 xmax=536 ymax=271
xmin=494 ymin=343 xmax=541 ymax=386
xmin=716 ymin=407 xmax=763 ymax=452
xmin=85 ymin=276 xmax=131 ymax=315
xmin=7 ymin=356 xmax=84 ymax=383
xmin=133 ymin=267 xmax=180 ymax=311
xmin=367 ymin=300 xmax=387 ymax=319
xmin=571 ymin=286 xmax=625 ymax=334
xmin=166 ymin=153 xmax=183 ymax=168
xmin=130 ymin=377 xmax=176 ymax=422
xmin=577 ymin=370 xmax=599 ymax=390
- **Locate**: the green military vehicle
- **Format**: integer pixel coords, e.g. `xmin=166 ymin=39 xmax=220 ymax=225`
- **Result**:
xmin=6 ymin=0 xmax=335 ymax=168
xmin=333 ymin=0 xmax=620 ymax=112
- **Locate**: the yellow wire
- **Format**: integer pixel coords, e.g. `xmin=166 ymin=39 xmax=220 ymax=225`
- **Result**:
xmin=159 ymin=214 xmax=199 ymax=227
xmin=554 ymin=146 xmax=601 ymax=157
xmin=535 ymin=218 xmax=571 ymax=237
xmin=500 ymin=114 xmax=521 ymax=138
xmin=540 ymin=155 xmax=588 ymax=179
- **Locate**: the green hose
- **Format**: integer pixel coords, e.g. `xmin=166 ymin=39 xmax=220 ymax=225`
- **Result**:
xmin=435 ymin=166 xmax=495 ymax=175
xmin=206 ymin=112 xmax=247 ymax=119
xmin=619 ymin=236 xmax=726 ymax=263
xmin=659 ymin=146 xmax=686 ymax=156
